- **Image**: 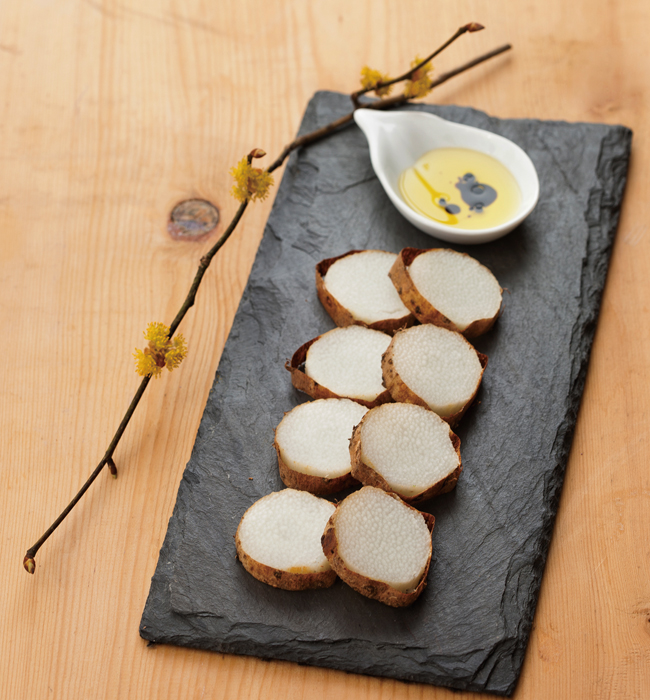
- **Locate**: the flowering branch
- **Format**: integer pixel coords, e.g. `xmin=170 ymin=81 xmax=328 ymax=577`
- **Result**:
xmin=134 ymin=323 xmax=188 ymax=378
xmin=266 ymin=41 xmax=511 ymax=174
xmin=23 ymin=26 xmax=511 ymax=574
xmin=351 ymin=22 xmax=485 ymax=105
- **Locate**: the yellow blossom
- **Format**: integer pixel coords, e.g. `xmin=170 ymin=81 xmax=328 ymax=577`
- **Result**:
xmin=404 ymin=56 xmax=433 ymax=99
xmin=134 ymin=322 xmax=187 ymax=378
xmin=360 ymin=66 xmax=392 ymax=97
xmin=230 ymin=157 xmax=274 ymax=202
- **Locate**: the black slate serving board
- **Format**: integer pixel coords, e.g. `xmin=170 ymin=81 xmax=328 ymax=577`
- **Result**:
xmin=140 ymin=91 xmax=631 ymax=696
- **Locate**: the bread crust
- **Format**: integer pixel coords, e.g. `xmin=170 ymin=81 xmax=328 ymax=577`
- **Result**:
xmin=389 ymin=247 xmax=501 ymax=338
xmin=316 ymin=251 xmax=416 ymax=335
xmin=348 ymin=420 xmax=462 ymax=504
xmin=274 ymin=436 xmax=359 ymax=495
xmin=286 ymin=335 xmax=393 ymax=408
xmin=235 ymin=530 xmax=337 ymax=591
xmin=381 ymin=333 xmax=487 ymax=427
xmin=321 ymin=494 xmax=435 ymax=607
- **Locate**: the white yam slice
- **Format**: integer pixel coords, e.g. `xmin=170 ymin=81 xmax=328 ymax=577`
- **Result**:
xmin=382 ymin=324 xmax=487 ymax=426
xmin=286 ymin=326 xmax=392 ymax=407
xmin=274 ymin=399 xmax=368 ymax=495
xmin=321 ymin=486 xmax=435 ymax=607
xmin=316 ymin=250 xmax=415 ymax=333
xmin=236 ymin=489 xmax=337 ymax=591
xmin=349 ymin=403 xmax=461 ymax=504
xmin=389 ymin=247 xmax=502 ymax=337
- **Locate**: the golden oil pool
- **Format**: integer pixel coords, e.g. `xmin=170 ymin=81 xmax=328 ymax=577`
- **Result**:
xmin=398 ymin=148 xmax=521 ymax=230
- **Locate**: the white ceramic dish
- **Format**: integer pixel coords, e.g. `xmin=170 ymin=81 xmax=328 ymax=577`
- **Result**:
xmin=353 ymin=109 xmax=540 ymax=245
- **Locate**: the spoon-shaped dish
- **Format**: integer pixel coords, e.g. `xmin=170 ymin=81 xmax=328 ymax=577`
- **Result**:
xmin=354 ymin=109 xmax=539 ymax=244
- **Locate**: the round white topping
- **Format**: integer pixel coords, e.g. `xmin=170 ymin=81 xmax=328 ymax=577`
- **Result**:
xmin=238 ymin=490 xmax=335 ymax=573
xmin=335 ymin=486 xmax=431 ymax=591
xmin=324 ymin=250 xmax=410 ymax=323
xmin=360 ymin=403 xmax=459 ymax=498
xmin=305 ymin=326 xmax=391 ymax=402
xmin=409 ymin=249 xmax=501 ymax=331
xmin=276 ymin=399 xmax=368 ymax=478
xmin=390 ymin=324 xmax=482 ymax=417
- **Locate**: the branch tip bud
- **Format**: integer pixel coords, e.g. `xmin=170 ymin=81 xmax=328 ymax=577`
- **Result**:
xmin=464 ymin=22 xmax=484 ymax=33
xmin=248 ymin=148 xmax=267 ymax=161
xmin=24 ymin=555 xmax=35 ymax=574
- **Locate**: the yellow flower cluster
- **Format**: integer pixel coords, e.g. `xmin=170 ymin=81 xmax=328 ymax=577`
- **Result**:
xmin=360 ymin=66 xmax=392 ymax=97
xmin=134 ymin=322 xmax=187 ymax=378
xmin=230 ymin=158 xmax=274 ymax=203
xmin=404 ymin=56 xmax=433 ymax=99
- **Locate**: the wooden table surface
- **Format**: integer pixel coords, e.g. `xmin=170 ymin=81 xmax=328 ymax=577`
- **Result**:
xmin=2 ymin=1 xmax=649 ymax=698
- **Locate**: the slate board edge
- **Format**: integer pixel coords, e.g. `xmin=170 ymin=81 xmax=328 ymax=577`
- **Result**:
xmin=486 ymin=121 xmax=634 ymax=694
xmin=140 ymin=91 xmax=633 ymax=697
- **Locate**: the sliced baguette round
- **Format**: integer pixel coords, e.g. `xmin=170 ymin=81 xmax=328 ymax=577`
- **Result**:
xmin=321 ymin=486 xmax=435 ymax=607
xmin=286 ymin=326 xmax=392 ymax=408
xmin=316 ymin=250 xmax=415 ymax=333
xmin=389 ymin=247 xmax=502 ymax=338
xmin=236 ymin=489 xmax=337 ymax=591
xmin=382 ymin=324 xmax=487 ymax=426
xmin=274 ymin=399 xmax=368 ymax=495
xmin=349 ymin=403 xmax=461 ymax=504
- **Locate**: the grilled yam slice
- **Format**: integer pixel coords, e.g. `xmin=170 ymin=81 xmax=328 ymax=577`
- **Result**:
xmin=390 ymin=247 xmax=502 ymax=338
xmin=275 ymin=399 xmax=368 ymax=495
xmin=382 ymin=324 xmax=487 ymax=426
xmin=316 ymin=250 xmax=415 ymax=333
xmin=321 ymin=486 xmax=435 ymax=607
xmin=349 ymin=403 xmax=461 ymax=504
xmin=286 ymin=326 xmax=392 ymax=407
xmin=236 ymin=489 xmax=337 ymax=591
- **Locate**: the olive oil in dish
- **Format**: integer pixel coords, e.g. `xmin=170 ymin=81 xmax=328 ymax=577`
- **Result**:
xmin=398 ymin=148 xmax=522 ymax=230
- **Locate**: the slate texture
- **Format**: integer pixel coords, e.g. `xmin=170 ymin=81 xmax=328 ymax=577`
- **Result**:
xmin=140 ymin=91 xmax=632 ymax=696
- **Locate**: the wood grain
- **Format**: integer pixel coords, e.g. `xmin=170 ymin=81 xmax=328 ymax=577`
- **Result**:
xmin=2 ymin=1 xmax=649 ymax=698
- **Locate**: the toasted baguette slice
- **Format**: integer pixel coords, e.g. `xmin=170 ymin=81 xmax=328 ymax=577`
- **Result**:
xmin=286 ymin=326 xmax=392 ymax=407
xmin=316 ymin=250 xmax=415 ymax=333
xmin=274 ymin=399 xmax=368 ymax=495
xmin=236 ymin=489 xmax=337 ymax=591
xmin=349 ymin=403 xmax=461 ymax=504
xmin=321 ymin=486 xmax=435 ymax=607
xmin=382 ymin=324 xmax=487 ymax=426
xmin=389 ymin=248 xmax=502 ymax=337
